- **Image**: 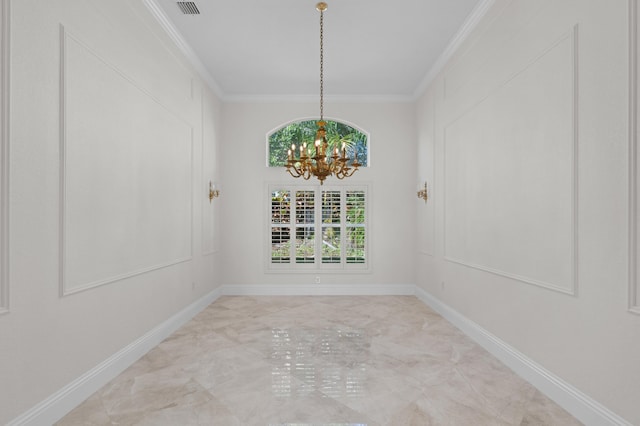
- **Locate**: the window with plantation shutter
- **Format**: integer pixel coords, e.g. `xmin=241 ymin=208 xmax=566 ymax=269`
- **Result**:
xmin=271 ymin=190 xmax=291 ymax=263
xmin=268 ymin=185 xmax=368 ymax=271
xmin=321 ymin=190 xmax=341 ymax=264
xmin=295 ymin=190 xmax=315 ymax=264
xmin=346 ymin=190 xmax=366 ymax=264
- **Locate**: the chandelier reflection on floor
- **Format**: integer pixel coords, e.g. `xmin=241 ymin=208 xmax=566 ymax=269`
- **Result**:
xmin=285 ymin=2 xmax=360 ymax=185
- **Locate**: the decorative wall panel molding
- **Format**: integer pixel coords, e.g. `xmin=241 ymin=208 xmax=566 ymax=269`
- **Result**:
xmin=201 ymin=182 xmax=217 ymax=256
xmin=443 ymin=27 xmax=579 ymax=295
xmin=417 ymin=180 xmax=435 ymax=257
xmin=630 ymin=0 xmax=640 ymax=314
xmin=417 ymin=93 xmax=436 ymax=257
xmin=59 ymin=26 xmax=193 ymax=296
xmin=0 ymin=0 xmax=9 ymax=313
xmin=201 ymin=91 xmax=216 ymax=256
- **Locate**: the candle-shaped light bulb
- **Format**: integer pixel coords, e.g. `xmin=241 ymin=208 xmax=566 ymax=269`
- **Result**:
xmin=288 ymin=149 xmax=292 ymax=159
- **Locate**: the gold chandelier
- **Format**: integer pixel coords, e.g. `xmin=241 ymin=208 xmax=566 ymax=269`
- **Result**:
xmin=285 ymin=2 xmax=360 ymax=185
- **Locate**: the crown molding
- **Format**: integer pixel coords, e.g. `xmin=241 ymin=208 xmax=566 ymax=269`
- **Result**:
xmin=412 ymin=0 xmax=496 ymax=99
xmin=142 ymin=0 xmax=224 ymax=99
xmin=223 ymin=93 xmax=415 ymax=104
xmin=143 ymin=0 xmax=495 ymax=103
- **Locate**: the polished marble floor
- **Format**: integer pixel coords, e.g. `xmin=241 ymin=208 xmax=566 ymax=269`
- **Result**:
xmin=58 ymin=296 xmax=582 ymax=425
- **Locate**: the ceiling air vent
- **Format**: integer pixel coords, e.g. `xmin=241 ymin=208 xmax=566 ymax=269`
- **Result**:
xmin=177 ymin=1 xmax=200 ymax=15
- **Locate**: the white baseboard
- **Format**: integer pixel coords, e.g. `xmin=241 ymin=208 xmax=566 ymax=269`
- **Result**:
xmin=9 ymin=284 xmax=630 ymax=426
xmin=220 ymin=283 xmax=416 ymax=296
xmin=413 ymin=286 xmax=632 ymax=426
xmin=7 ymin=287 xmax=223 ymax=426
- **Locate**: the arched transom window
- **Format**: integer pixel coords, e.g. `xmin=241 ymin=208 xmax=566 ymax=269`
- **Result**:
xmin=267 ymin=119 xmax=369 ymax=167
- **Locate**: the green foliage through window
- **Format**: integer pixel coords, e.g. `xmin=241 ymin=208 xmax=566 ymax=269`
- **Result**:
xmin=268 ymin=120 xmax=368 ymax=167
xmin=269 ymin=186 xmax=367 ymax=268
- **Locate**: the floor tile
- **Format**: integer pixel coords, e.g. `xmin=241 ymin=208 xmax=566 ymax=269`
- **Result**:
xmin=57 ymin=296 xmax=581 ymax=426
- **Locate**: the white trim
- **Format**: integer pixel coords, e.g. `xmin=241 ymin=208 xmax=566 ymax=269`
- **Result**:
xmin=6 ymin=288 xmax=223 ymax=426
xmin=443 ymin=256 xmax=577 ymax=295
xmin=629 ymin=0 xmax=640 ymax=315
xmin=224 ymin=93 xmax=415 ymax=104
xmin=8 ymin=284 xmax=632 ymax=425
xmin=442 ymin=28 xmax=580 ymax=297
xmin=570 ymin=23 xmax=580 ymax=298
xmin=142 ymin=0 xmax=224 ymax=99
xmin=414 ymin=286 xmax=632 ymax=426
xmin=266 ymin=184 xmax=371 ymax=273
xmin=413 ymin=0 xmax=496 ymax=99
xmin=0 ymin=0 xmax=9 ymax=314
xmin=142 ymin=0 xmax=493 ymax=102
xmin=221 ymin=283 xmax=415 ymax=296
xmin=58 ymin=27 xmax=195 ymax=296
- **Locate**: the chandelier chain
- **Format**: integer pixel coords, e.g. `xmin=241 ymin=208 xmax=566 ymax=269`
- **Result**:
xmin=284 ymin=2 xmax=361 ymax=184
xmin=319 ymin=8 xmax=324 ymax=121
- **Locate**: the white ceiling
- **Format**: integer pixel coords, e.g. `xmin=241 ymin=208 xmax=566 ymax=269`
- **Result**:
xmin=150 ymin=0 xmax=485 ymax=100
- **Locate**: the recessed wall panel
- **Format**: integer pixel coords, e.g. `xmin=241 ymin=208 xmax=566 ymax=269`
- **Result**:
xmin=61 ymin=30 xmax=193 ymax=295
xmin=444 ymin=32 xmax=576 ymax=294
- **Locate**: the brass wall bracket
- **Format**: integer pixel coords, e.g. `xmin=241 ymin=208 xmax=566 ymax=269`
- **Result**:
xmin=209 ymin=181 xmax=219 ymax=203
xmin=417 ymin=182 xmax=428 ymax=202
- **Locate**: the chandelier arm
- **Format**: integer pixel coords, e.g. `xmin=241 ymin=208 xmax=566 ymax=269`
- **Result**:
xmin=286 ymin=166 xmax=302 ymax=178
xmin=343 ymin=167 xmax=359 ymax=178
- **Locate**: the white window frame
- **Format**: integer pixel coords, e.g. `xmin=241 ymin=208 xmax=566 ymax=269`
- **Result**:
xmin=266 ymin=183 xmax=370 ymax=273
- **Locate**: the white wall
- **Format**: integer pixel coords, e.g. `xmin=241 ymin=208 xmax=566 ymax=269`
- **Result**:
xmin=416 ymin=0 xmax=640 ymax=423
xmin=220 ymin=101 xmax=416 ymax=288
xmin=0 ymin=0 xmax=223 ymax=423
xmin=6 ymin=0 xmax=638 ymax=423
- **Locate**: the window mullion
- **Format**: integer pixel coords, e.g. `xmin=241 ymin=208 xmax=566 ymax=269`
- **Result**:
xmin=315 ymin=187 xmax=322 ymax=266
xmin=290 ymin=188 xmax=296 ymax=262
xmin=340 ymin=188 xmax=346 ymax=267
